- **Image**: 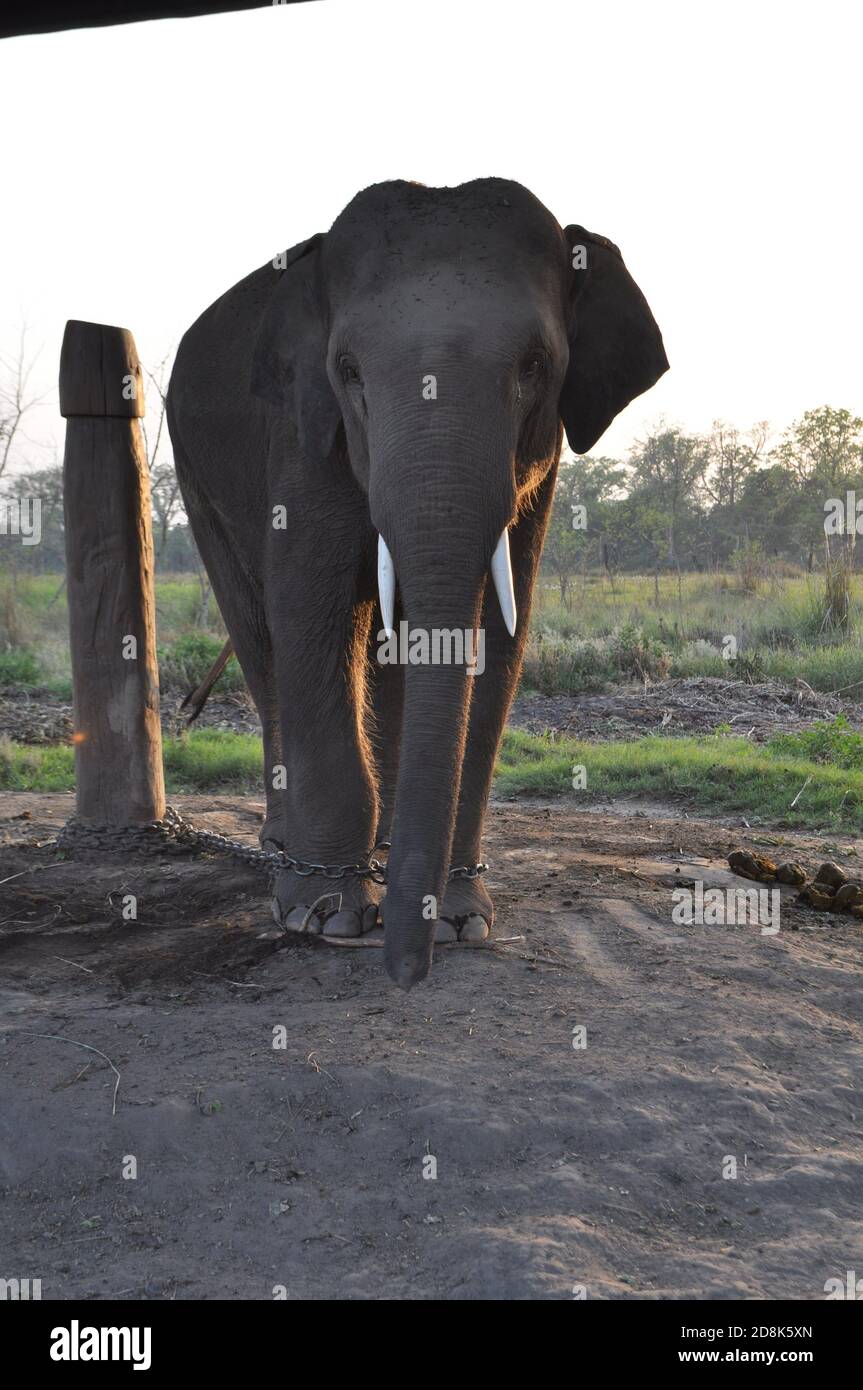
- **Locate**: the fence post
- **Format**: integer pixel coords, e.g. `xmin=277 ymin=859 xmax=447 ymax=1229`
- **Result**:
xmin=59 ymin=320 xmax=166 ymax=825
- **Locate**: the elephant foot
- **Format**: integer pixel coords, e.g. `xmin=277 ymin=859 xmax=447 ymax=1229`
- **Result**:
xmin=271 ymin=868 xmax=380 ymax=939
xmin=434 ymin=874 xmax=494 ymax=943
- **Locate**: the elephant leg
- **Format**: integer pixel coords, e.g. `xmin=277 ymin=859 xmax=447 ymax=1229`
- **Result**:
xmin=171 ymin=474 xmax=283 ymax=851
xmin=267 ymin=550 xmax=382 ymax=938
xmin=438 ymin=462 xmax=559 ymax=941
xmin=365 ymin=603 xmax=404 ymax=848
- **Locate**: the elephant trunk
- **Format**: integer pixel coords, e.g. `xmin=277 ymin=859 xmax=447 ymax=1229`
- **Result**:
xmin=381 ymin=583 xmax=482 ymax=989
xmin=371 ymin=443 xmax=515 ymax=988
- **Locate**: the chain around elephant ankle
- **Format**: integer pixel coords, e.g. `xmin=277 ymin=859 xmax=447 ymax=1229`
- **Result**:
xmin=58 ymin=809 xmax=487 ymax=886
xmin=447 ymin=861 xmax=488 ymax=880
xmin=272 ymin=845 xmax=489 ymax=884
xmin=77 ymin=807 xmax=486 ymax=884
xmin=372 ymin=840 xmax=487 ymax=883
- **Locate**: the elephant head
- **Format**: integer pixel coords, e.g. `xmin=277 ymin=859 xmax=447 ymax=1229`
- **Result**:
xmin=252 ymin=179 xmax=668 ymax=986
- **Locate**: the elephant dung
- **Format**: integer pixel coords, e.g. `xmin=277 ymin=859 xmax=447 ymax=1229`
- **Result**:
xmin=775 ymin=861 xmax=807 ymax=886
xmin=796 ymin=884 xmax=835 ymax=911
xmin=828 ymin=881 xmax=863 ymax=913
xmin=813 ymin=861 xmax=847 ymax=892
xmin=727 ymin=849 xmax=777 ymax=882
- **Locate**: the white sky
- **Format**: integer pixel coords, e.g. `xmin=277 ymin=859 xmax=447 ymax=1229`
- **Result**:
xmin=0 ymin=0 xmax=860 ymax=471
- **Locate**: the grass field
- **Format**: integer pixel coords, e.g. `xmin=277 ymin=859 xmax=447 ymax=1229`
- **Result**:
xmin=0 ymin=573 xmax=240 ymax=697
xmin=526 ymin=570 xmax=863 ymax=695
xmin=3 ymin=568 xmax=863 ymax=828
xmin=0 ymin=727 xmax=263 ymax=793
xmin=3 ymin=720 xmax=863 ymax=831
xmin=496 ymin=722 xmax=863 ymax=829
xmin=4 ymin=567 xmax=863 ymax=699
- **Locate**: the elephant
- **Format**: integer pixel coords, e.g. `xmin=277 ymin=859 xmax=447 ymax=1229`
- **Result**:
xmin=166 ymin=178 xmax=668 ymax=989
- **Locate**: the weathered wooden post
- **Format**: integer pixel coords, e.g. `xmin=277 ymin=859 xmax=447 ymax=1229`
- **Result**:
xmin=60 ymin=321 xmax=166 ymax=825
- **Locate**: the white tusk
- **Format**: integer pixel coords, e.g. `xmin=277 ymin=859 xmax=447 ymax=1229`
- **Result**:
xmin=377 ymin=534 xmax=396 ymax=639
xmin=490 ymin=527 xmax=517 ymax=637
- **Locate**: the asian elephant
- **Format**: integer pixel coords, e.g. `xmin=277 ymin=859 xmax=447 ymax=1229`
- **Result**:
xmin=166 ymin=178 xmax=668 ymax=988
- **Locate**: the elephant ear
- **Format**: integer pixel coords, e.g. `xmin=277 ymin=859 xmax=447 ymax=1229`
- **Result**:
xmin=251 ymin=233 xmax=342 ymax=459
xmin=559 ymin=225 xmax=669 ymax=455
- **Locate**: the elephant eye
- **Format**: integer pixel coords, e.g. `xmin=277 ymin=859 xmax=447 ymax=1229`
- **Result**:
xmin=520 ymin=352 xmax=547 ymax=380
xmin=339 ymin=356 xmax=361 ymax=386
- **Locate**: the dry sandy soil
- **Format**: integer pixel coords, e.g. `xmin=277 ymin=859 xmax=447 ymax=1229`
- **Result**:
xmin=1 ymin=792 xmax=861 ymax=1300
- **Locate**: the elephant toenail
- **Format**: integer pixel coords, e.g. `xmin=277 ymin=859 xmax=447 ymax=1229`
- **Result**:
xmin=280 ymin=905 xmax=322 ymax=933
xmin=434 ymin=918 xmax=459 ymax=943
xmin=322 ymin=910 xmax=363 ymax=938
xmin=459 ymin=914 xmax=489 ymax=941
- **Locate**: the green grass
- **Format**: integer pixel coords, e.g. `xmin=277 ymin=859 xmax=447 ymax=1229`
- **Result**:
xmin=525 ymin=570 xmax=863 ymax=695
xmin=533 ymin=570 xmax=863 ymax=646
xmin=767 ymin=717 xmax=863 ymax=769
xmin=0 ymin=573 xmax=230 ymax=692
xmin=522 ymin=624 xmax=863 ymax=697
xmin=0 ymin=728 xmax=262 ymax=794
xmin=4 ymin=722 xmax=863 ymax=831
xmin=156 ymin=632 xmax=244 ymax=694
xmin=0 ymin=738 xmax=81 ymax=792
xmin=495 ymin=725 xmax=863 ymax=830
xmin=0 ymin=648 xmax=41 ymax=685
xmin=162 ymin=727 xmax=262 ymax=789
xmin=8 ymin=568 xmax=863 ymax=699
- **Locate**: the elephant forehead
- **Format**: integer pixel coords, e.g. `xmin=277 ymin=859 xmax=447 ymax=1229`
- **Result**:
xmin=328 ymin=176 xmax=560 ymax=238
xmin=322 ymin=182 xmax=568 ymax=295
xmin=328 ymin=272 xmax=566 ymax=355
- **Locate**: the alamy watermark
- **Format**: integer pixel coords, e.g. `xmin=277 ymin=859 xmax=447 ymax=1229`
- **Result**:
xmin=50 ymin=1322 xmax=151 ymax=1370
xmin=825 ymin=491 xmax=863 ymax=535
xmin=672 ymin=881 xmax=780 ymax=935
xmin=0 ymin=496 xmax=41 ymax=545
xmin=377 ymin=622 xmax=485 ymax=674
xmin=824 ymin=1269 xmax=863 ymax=1299
xmin=1 ymin=1276 xmax=41 ymax=1300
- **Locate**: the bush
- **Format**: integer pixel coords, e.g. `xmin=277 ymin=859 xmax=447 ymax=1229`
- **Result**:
xmin=672 ymin=640 xmax=726 ymax=679
xmin=728 ymin=650 xmax=766 ymax=684
xmin=0 ymin=581 xmax=25 ymax=650
xmin=521 ymin=623 xmax=674 ymax=695
xmin=43 ymin=676 xmax=74 ymax=701
xmin=610 ymin=622 xmax=672 ymax=683
xmin=733 ymin=541 xmax=766 ymax=593
xmin=0 ymin=647 xmax=41 ymax=686
xmin=768 ymin=716 xmax=863 ymax=769
xmin=521 ymin=636 xmax=614 ymax=695
xmin=157 ymin=633 xmax=244 ymax=694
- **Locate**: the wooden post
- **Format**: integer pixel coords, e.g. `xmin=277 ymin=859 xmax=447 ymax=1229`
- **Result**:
xmin=60 ymin=320 xmax=166 ymax=825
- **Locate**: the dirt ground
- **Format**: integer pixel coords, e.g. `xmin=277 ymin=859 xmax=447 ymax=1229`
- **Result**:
xmin=510 ymin=676 xmax=854 ymax=742
xmin=1 ymin=674 xmax=856 ymax=745
xmin=1 ymin=791 xmax=861 ymax=1300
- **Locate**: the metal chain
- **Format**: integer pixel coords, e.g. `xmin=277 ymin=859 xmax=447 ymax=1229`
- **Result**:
xmin=56 ymin=806 xmax=487 ymax=883
xmin=447 ymin=862 xmax=489 ymax=880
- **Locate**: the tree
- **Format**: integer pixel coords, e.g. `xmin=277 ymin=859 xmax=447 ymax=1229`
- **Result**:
xmin=141 ymin=352 xmax=185 ymax=563
xmin=544 ymin=453 xmax=626 ymax=605
xmin=771 ymin=406 xmax=863 ymax=490
xmin=702 ymin=420 xmax=768 ymax=509
xmin=0 ymin=329 xmax=48 ymax=480
xmin=626 ymin=426 xmax=710 ymax=593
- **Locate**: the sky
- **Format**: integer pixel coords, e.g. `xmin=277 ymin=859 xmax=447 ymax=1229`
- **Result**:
xmin=0 ymin=0 xmax=861 ymax=473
